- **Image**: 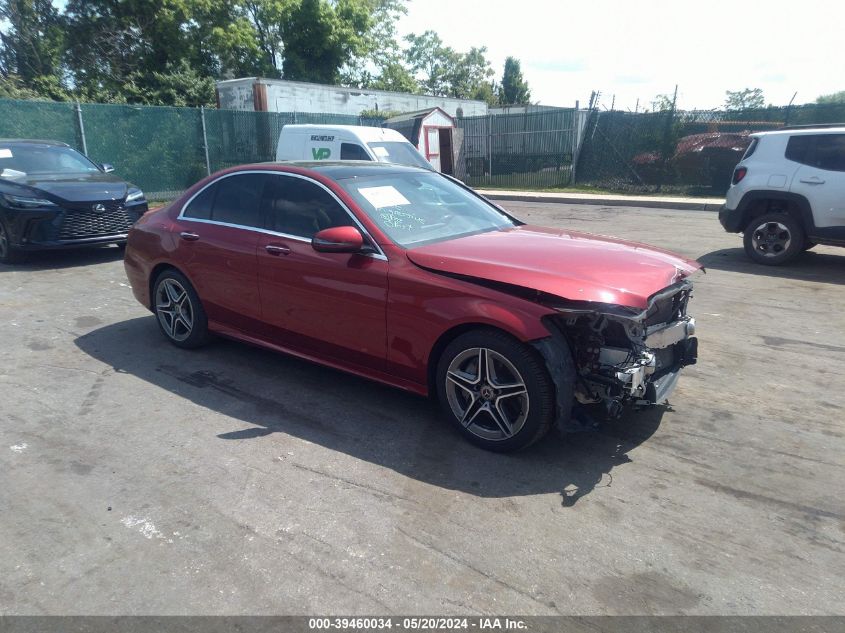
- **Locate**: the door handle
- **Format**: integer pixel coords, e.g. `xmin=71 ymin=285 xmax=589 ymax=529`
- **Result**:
xmin=265 ymin=244 xmax=291 ymax=256
xmin=180 ymin=231 xmax=200 ymax=241
xmin=799 ymin=177 xmax=825 ymax=184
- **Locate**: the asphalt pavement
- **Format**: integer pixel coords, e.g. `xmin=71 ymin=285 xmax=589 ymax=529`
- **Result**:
xmin=1 ymin=202 xmax=843 ymax=615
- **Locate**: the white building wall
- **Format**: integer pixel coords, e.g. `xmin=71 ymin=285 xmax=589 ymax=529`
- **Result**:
xmin=216 ymin=78 xmax=487 ymax=117
xmin=216 ymin=78 xmax=256 ymax=110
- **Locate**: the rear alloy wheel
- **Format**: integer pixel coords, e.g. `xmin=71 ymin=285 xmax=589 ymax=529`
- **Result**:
xmin=153 ymin=270 xmax=209 ymax=349
xmin=0 ymin=219 xmax=26 ymax=264
xmin=436 ymin=329 xmax=556 ymax=452
xmin=743 ymin=212 xmax=804 ymax=266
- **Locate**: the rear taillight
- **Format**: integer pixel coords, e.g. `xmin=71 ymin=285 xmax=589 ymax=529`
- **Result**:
xmin=732 ymin=166 xmax=747 ymax=185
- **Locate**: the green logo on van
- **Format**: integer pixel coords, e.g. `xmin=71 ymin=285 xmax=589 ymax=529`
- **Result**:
xmin=312 ymin=147 xmax=331 ymax=160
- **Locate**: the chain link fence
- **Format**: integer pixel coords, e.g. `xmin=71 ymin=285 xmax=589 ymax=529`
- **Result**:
xmin=456 ymin=109 xmax=587 ymax=189
xmin=574 ymin=102 xmax=845 ymax=195
xmin=0 ymin=98 xmax=384 ymax=199
xmin=203 ymin=110 xmax=383 ymax=174
xmin=3 ymin=97 xmax=845 ymax=199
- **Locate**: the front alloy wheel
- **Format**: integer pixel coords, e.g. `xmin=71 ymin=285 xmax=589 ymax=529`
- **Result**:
xmin=436 ymin=329 xmax=557 ymax=452
xmin=445 ymin=347 xmax=530 ymax=441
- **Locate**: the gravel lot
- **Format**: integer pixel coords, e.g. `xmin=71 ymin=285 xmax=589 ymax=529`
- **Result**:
xmin=1 ymin=202 xmax=843 ymax=615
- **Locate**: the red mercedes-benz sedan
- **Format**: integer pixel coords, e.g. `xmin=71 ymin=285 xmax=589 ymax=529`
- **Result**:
xmin=124 ymin=162 xmax=701 ymax=452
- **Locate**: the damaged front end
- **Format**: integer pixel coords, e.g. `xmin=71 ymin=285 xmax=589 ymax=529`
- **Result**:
xmin=540 ymin=280 xmax=698 ymax=418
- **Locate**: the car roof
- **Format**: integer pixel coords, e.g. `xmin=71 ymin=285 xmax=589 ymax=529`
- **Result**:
xmin=0 ymin=138 xmax=72 ymax=147
xmin=753 ymin=126 xmax=845 ymax=138
xmin=262 ymin=160 xmax=433 ymax=180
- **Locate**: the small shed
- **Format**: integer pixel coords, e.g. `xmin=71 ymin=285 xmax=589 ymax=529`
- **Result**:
xmin=384 ymin=107 xmax=459 ymax=174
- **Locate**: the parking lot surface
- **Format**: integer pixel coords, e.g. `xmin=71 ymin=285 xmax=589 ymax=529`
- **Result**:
xmin=1 ymin=202 xmax=843 ymax=615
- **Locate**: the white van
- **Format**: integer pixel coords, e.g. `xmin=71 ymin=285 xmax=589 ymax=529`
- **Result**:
xmin=275 ymin=124 xmax=432 ymax=170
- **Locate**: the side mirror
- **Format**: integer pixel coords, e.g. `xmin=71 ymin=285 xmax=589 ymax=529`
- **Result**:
xmin=100 ymin=163 xmax=115 ymax=173
xmin=312 ymin=226 xmax=365 ymax=253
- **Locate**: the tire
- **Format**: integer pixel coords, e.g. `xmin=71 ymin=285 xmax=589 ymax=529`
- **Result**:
xmin=743 ymin=212 xmax=805 ymax=266
xmin=435 ymin=328 xmax=556 ymax=452
xmin=0 ymin=218 xmax=26 ymax=264
xmin=802 ymin=241 xmax=817 ymax=251
xmin=152 ymin=269 xmax=210 ymax=349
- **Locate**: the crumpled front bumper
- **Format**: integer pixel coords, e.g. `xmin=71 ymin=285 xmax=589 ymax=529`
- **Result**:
xmin=535 ymin=281 xmax=699 ymax=422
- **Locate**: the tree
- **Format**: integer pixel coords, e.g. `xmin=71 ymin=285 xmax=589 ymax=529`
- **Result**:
xmin=404 ymin=31 xmax=495 ymax=99
xmin=1 ymin=0 xmax=411 ymax=104
xmin=368 ymin=60 xmax=417 ymax=93
xmin=497 ymin=56 xmax=530 ymax=105
xmin=0 ymin=73 xmax=63 ymax=99
xmin=473 ymin=80 xmax=499 ymax=107
xmin=210 ymin=2 xmax=281 ymax=79
xmin=816 ymin=91 xmax=845 ymax=104
xmin=650 ymin=93 xmax=674 ymax=112
xmin=63 ymin=0 xmax=220 ymax=101
xmin=122 ymin=60 xmax=216 ymax=107
xmin=0 ymin=0 xmax=65 ymax=88
xmin=280 ymin=0 xmax=404 ymax=85
xmin=234 ymin=0 xmax=289 ymax=77
xmin=724 ymin=88 xmax=765 ymax=110
xmin=403 ymin=30 xmax=451 ymax=95
xmin=445 ymin=46 xmax=494 ymax=100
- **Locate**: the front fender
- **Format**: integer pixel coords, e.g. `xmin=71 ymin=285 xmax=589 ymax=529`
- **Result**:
xmin=386 ymin=266 xmax=555 ymax=386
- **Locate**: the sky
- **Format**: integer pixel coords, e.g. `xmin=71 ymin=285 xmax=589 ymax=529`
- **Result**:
xmin=396 ymin=0 xmax=845 ymax=110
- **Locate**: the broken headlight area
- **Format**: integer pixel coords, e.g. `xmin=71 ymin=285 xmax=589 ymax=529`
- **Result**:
xmin=544 ymin=280 xmax=697 ymax=415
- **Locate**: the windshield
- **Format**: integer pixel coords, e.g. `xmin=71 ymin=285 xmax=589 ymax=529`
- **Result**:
xmin=0 ymin=144 xmax=100 ymax=177
xmin=368 ymin=142 xmax=432 ymax=170
xmin=337 ymin=172 xmax=517 ymax=247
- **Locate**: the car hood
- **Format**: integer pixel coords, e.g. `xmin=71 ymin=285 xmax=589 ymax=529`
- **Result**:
xmin=406 ymin=225 xmax=702 ymax=310
xmin=1 ymin=172 xmax=131 ymax=202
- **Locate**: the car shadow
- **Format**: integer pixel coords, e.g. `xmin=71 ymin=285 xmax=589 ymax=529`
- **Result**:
xmin=699 ymin=247 xmax=845 ymax=285
xmin=0 ymin=245 xmax=124 ymax=271
xmin=74 ymin=317 xmax=666 ymax=505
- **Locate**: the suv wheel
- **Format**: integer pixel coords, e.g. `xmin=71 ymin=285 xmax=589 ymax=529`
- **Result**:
xmin=743 ymin=212 xmax=805 ymax=266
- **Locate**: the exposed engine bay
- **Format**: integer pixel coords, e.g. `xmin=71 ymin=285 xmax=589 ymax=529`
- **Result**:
xmin=543 ymin=280 xmax=698 ymax=416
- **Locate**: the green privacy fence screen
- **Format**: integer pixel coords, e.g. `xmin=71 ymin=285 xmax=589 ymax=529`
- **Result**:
xmin=203 ymin=110 xmax=383 ymax=173
xmin=0 ymin=98 xmax=384 ymax=198
xmin=3 ymin=97 xmax=845 ymax=198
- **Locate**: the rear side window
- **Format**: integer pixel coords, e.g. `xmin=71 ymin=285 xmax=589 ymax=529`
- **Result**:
xmin=341 ymin=143 xmax=371 ymax=160
xmin=210 ymin=173 xmax=265 ymax=227
xmin=183 ymin=173 xmax=266 ymax=227
xmin=183 ymin=185 xmax=215 ymax=220
xmin=742 ymin=138 xmax=758 ymax=160
xmin=785 ymin=135 xmax=814 ymax=165
xmin=814 ymin=134 xmax=845 ymax=172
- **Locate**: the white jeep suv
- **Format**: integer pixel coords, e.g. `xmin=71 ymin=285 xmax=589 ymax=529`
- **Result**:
xmin=719 ymin=125 xmax=845 ymax=265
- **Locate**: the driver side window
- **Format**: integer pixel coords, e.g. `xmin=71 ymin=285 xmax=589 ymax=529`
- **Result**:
xmin=261 ymin=175 xmax=353 ymax=239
